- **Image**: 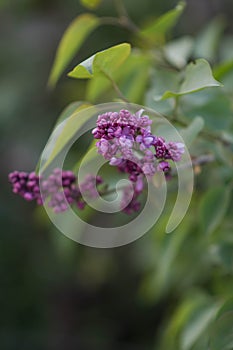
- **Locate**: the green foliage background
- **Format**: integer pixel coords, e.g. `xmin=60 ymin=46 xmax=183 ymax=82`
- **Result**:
xmin=0 ymin=0 xmax=233 ymax=349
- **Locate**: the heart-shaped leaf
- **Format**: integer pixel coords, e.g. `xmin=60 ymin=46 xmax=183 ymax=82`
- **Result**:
xmin=159 ymin=59 xmax=222 ymax=100
xmin=199 ymin=185 xmax=232 ymax=235
xmin=68 ymin=43 xmax=131 ymax=80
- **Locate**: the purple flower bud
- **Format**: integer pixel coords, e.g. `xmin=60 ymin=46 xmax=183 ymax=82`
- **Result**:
xmin=165 ymin=142 xmax=185 ymax=161
xmin=157 ymin=161 xmax=170 ymax=172
xmin=9 ymin=170 xmax=42 ymax=204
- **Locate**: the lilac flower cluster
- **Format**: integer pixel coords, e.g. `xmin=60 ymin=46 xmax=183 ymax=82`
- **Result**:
xmin=92 ymin=109 xmax=184 ymax=213
xmin=9 ymin=171 xmax=42 ymax=204
xmin=9 ymin=110 xmax=185 ymax=216
xmin=93 ymin=109 xmax=184 ymax=176
xmin=120 ymin=177 xmax=144 ymax=214
xmin=9 ymin=169 xmax=103 ymax=213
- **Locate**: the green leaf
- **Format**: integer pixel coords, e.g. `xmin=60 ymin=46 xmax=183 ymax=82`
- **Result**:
xmin=159 ymin=292 xmax=217 ymax=350
xmin=214 ymin=60 xmax=233 ymax=80
xmin=180 ymin=302 xmax=219 ymax=350
xmin=193 ymin=17 xmax=226 ymax=62
xmin=199 ymin=185 xmax=232 ymax=235
xmin=209 ymin=299 xmax=233 ymax=350
xmin=141 ymin=1 xmax=186 ymax=43
xmin=48 ymin=14 xmax=100 ymax=87
xmin=87 ymin=52 xmax=151 ymax=103
xmin=164 ymin=36 xmax=194 ymax=69
xmin=181 ymin=90 xmax=232 ymax=131
xmin=180 ymin=116 xmax=204 ymax=147
xmin=151 ymin=68 xmax=180 ymax=102
xmin=219 ymin=36 xmax=233 ymax=62
xmin=80 ymin=0 xmax=102 ymax=10
xmin=145 ymin=69 xmax=176 ymax=115
xmin=216 ymin=298 xmax=233 ymax=319
xmin=72 ymin=139 xmax=98 ymax=173
xmin=54 ymin=101 xmax=89 ymax=126
xmin=68 ymin=43 xmax=131 ymax=80
xmin=160 ymin=59 xmax=222 ymax=100
xmin=220 ymin=131 xmax=233 ymax=145
xmin=36 ymin=101 xmax=90 ymax=174
xmin=39 ymin=102 xmax=92 ymax=172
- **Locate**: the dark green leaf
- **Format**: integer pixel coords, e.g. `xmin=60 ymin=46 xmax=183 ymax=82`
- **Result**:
xmin=199 ymin=185 xmax=232 ymax=235
xmin=209 ymin=299 xmax=233 ymax=350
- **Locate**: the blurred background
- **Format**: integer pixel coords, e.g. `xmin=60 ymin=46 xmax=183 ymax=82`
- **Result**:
xmin=0 ymin=0 xmax=233 ymax=349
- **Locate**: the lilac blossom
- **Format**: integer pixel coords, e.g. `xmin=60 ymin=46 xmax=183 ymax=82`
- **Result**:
xmin=8 ymin=171 xmax=42 ymax=204
xmin=120 ymin=176 xmax=144 ymax=214
xmin=79 ymin=174 xmax=103 ymax=199
xmin=9 ymin=110 xmax=185 ymax=217
xmin=93 ymin=109 xmax=184 ymax=181
xmin=9 ymin=169 xmax=103 ymax=213
xmin=165 ymin=142 xmax=185 ymax=161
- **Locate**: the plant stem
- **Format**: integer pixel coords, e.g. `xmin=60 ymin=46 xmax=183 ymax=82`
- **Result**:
xmin=114 ymin=0 xmax=128 ymax=18
xmin=113 ymin=0 xmax=140 ymax=34
xmin=100 ymin=68 xmax=130 ymax=103
xmin=100 ymin=16 xmax=140 ymax=35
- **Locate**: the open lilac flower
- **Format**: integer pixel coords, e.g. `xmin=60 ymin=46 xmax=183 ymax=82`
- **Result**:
xmin=93 ymin=109 xmax=184 ymax=180
xmin=165 ymin=142 xmax=185 ymax=162
xmin=92 ymin=109 xmax=185 ymax=213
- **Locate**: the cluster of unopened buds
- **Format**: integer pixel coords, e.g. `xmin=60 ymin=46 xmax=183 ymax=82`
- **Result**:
xmin=8 ymin=169 xmax=103 ymax=213
xmin=9 ymin=109 xmax=184 ymax=214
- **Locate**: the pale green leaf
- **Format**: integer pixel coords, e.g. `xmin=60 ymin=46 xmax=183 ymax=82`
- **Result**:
xmin=220 ymin=131 xmax=233 ymax=145
xmin=68 ymin=43 xmax=131 ymax=80
xmin=141 ymin=1 xmax=186 ymax=43
xmin=160 ymin=59 xmax=222 ymax=100
xmin=151 ymin=68 xmax=180 ymax=101
xmin=39 ymin=102 xmax=92 ymax=172
xmin=48 ymin=14 xmax=100 ymax=87
xmin=194 ymin=17 xmax=226 ymax=62
xmin=164 ymin=36 xmax=194 ymax=69
xmin=55 ymin=101 xmax=90 ymax=126
xmin=199 ymin=185 xmax=232 ymax=235
xmin=159 ymin=292 xmax=213 ymax=350
xmin=87 ymin=52 xmax=151 ymax=102
xmin=180 ymin=116 xmax=204 ymax=147
xmin=210 ymin=299 xmax=233 ymax=350
xmin=181 ymin=302 xmax=219 ymax=350
xmin=93 ymin=43 xmax=131 ymax=76
xmin=181 ymin=90 xmax=232 ymax=131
